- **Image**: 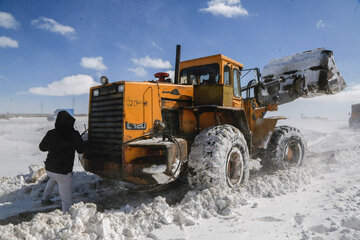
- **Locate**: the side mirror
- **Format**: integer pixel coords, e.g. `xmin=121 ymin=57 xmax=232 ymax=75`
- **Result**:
xmin=255 ymin=67 xmax=261 ymax=79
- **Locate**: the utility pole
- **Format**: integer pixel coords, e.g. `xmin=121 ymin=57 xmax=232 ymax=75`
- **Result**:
xmin=10 ymin=97 xmax=13 ymax=114
xmin=72 ymin=96 xmax=75 ymax=114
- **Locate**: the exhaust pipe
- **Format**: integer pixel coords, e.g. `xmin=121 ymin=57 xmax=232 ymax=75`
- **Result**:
xmin=174 ymin=44 xmax=181 ymax=84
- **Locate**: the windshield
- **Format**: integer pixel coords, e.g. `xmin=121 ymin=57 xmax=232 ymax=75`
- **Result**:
xmin=180 ymin=63 xmax=219 ymax=85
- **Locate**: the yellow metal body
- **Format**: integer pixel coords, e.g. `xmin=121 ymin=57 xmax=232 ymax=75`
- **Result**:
xmin=193 ymin=85 xmax=234 ymax=107
xmin=82 ymin=54 xmax=281 ymax=185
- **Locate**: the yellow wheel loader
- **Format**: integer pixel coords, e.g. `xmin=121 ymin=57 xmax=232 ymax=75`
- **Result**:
xmin=80 ymin=46 xmax=345 ymax=189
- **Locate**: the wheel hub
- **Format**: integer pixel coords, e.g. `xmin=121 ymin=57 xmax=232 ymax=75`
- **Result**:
xmin=284 ymin=140 xmax=302 ymax=166
xmin=226 ymin=147 xmax=244 ymax=187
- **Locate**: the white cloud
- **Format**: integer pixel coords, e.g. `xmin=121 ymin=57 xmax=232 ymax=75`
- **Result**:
xmin=128 ymin=67 xmax=148 ymax=77
xmin=200 ymin=0 xmax=249 ymax=18
xmin=129 ymin=54 xmax=172 ymax=77
xmin=152 ymin=41 xmax=163 ymax=51
xmin=0 ymin=12 xmax=20 ymax=29
xmin=31 ymin=17 xmax=76 ymax=39
xmin=80 ymin=57 xmax=107 ymax=71
xmin=166 ymin=70 xmax=175 ymax=80
xmin=29 ymin=74 xmax=97 ymax=96
xmin=0 ymin=36 xmax=19 ymax=48
xmin=316 ymin=19 xmax=325 ymax=28
xmin=132 ymin=56 xmax=172 ymax=69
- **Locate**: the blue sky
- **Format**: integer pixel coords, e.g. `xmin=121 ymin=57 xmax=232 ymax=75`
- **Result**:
xmin=0 ymin=0 xmax=360 ymax=118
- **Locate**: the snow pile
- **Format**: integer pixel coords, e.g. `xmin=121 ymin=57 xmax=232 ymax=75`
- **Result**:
xmin=0 ymin=162 xmax=314 ymax=239
xmin=246 ymin=167 xmax=311 ymax=198
xmin=0 ymin=166 xmax=98 ymax=205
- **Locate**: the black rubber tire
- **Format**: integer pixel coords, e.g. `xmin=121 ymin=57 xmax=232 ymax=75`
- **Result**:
xmin=262 ymin=125 xmax=306 ymax=169
xmin=188 ymin=125 xmax=250 ymax=190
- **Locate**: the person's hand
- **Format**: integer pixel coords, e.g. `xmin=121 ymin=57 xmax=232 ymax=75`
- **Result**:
xmin=81 ymin=131 xmax=88 ymax=141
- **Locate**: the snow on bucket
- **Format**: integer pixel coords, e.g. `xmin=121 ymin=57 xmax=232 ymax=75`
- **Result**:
xmin=261 ymin=48 xmax=346 ymax=105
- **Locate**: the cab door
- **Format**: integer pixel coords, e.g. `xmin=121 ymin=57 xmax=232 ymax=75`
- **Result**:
xmin=240 ymin=68 xmax=261 ymax=131
xmin=231 ymin=67 xmax=243 ymax=108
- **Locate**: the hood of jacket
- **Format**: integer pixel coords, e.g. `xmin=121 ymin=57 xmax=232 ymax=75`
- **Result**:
xmin=55 ymin=111 xmax=75 ymax=129
xmin=55 ymin=111 xmax=76 ymax=140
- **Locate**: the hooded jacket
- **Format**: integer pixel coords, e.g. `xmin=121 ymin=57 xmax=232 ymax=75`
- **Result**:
xmin=39 ymin=111 xmax=84 ymax=174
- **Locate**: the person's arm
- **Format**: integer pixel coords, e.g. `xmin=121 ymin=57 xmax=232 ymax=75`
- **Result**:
xmin=74 ymin=131 xmax=85 ymax=154
xmin=39 ymin=131 xmax=51 ymax=152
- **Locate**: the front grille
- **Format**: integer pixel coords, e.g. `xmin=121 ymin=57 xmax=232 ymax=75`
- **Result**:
xmin=88 ymin=84 xmax=123 ymax=162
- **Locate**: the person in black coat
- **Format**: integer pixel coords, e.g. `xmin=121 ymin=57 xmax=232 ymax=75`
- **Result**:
xmin=40 ymin=110 xmax=84 ymax=212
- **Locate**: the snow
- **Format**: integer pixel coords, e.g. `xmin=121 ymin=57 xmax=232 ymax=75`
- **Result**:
xmin=0 ymin=117 xmax=360 ymax=240
xmin=261 ymin=48 xmax=346 ymax=104
xmin=142 ymin=165 xmax=167 ymax=174
xmin=262 ymin=48 xmax=326 ymax=77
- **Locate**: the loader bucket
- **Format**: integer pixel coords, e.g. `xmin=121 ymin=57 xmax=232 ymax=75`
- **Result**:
xmin=261 ymin=48 xmax=346 ymax=105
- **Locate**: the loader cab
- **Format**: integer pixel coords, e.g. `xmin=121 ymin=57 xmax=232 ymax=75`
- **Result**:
xmin=179 ymin=54 xmax=245 ymax=101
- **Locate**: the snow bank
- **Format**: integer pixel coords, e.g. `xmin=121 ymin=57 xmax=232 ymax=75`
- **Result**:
xmin=0 ymin=161 xmax=313 ymax=239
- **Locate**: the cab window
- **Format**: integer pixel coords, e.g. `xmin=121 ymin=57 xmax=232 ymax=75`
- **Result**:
xmin=240 ymin=69 xmax=258 ymax=99
xmin=233 ymin=68 xmax=241 ymax=97
xmin=224 ymin=65 xmax=230 ymax=85
xmin=180 ymin=63 xmax=219 ymax=85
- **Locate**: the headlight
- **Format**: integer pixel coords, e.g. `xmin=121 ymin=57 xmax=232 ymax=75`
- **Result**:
xmin=118 ymin=85 xmax=124 ymax=92
xmin=100 ymin=76 xmax=109 ymax=85
xmin=93 ymin=89 xmax=99 ymax=96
